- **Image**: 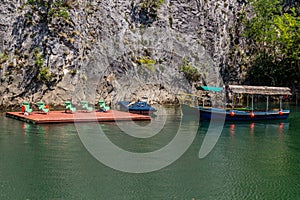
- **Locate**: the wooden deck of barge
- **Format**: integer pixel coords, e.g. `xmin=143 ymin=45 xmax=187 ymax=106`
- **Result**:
xmin=6 ymin=110 xmax=151 ymax=124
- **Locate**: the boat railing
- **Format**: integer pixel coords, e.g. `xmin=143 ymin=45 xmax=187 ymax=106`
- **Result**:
xmin=176 ymin=92 xmax=224 ymax=107
xmin=176 ymin=92 xmax=200 ymax=107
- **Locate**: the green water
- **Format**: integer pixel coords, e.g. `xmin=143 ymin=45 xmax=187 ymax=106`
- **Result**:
xmin=1 ymin=106 xmax=300 ymax=200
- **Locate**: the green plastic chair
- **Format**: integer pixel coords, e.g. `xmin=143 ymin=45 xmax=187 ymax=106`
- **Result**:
xmin=81 ymin=101 xmax=93 ymax=112
xmin=37 ymin=102 xmax=49 ymax=113
xmin=65 ymin=101 xmax=76 ymax=113
xmin=22 ymin=102 xmax=33 ymax=114
xmin=98 ymin=100 xmax=110 ymax=112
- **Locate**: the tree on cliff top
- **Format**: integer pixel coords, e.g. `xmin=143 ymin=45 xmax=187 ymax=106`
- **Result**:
xmin=244 ymin=0 xmax=300 ymax=88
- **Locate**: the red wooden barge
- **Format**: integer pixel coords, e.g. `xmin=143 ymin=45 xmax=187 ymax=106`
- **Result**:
xmin=6 ymin=110 xmax=151 ymax=124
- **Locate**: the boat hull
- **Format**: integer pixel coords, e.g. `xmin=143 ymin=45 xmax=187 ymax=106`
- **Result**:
xmin=199 ymin=107 xmax=290 ymax=121
xmin=118 ymin=101 xmax=156 ymax=115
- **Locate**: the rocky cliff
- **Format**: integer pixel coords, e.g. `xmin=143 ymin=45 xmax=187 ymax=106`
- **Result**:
xmin=0 ymin=0 xmax=247 ymax=110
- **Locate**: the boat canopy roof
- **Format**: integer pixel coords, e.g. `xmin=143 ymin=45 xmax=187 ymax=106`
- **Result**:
xmin=229 ymin=85 xmax=292 ymax=95
xmin=196 ymin=86 xmax=223 ymax=92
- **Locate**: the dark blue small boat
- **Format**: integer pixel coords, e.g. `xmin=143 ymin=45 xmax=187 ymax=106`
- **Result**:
xmin=198 ymin=107 xmax=290 ymax=121
xmin=180 ymin=85 xmax=291 ymax=121
xmin=118 ymin=101 xmax=156 ymax=114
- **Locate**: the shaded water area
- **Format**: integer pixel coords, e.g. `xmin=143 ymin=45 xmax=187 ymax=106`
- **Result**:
xmin=1 ymin=106 xmax=300 ymax=199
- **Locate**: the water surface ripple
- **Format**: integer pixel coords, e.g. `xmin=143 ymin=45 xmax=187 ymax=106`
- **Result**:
xmin=1 ymin=106 xmax=300 ymax=199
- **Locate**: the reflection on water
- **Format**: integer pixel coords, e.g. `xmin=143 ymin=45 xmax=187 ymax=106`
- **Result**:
xmin=22 ymin=123 xmax=50 ymax=135
xmin=0 ymin=107 xmax=300 ymax=199
xmin=227 ymin=121 xmax=289 ymax=137
xmin=22 ymin=123 xmax=50 ymax=144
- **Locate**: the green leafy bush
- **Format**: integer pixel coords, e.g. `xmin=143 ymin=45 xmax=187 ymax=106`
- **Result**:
xmin=25 ymin=0 xmax=70 ymax=21
xmin=38 ymin=67 xmax=51 ymax=82
xmin=0 ymin=53 xmax=9 ymax=64
xmin=179 ymin=59 xmax=201 ymax=82
xmin=137 ymin=57 xmax=156 ymax=65
xmin=33 ymin=48 xmax=44 ymax=68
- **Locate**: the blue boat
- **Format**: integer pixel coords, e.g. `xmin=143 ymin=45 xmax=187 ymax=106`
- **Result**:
xmin=118 ymin=101 xmax=156 ymax=115
xmin=198 ymin=107 xmax=290 ymax=121
xmin=180 ymin=85 xmax=291 ymax=121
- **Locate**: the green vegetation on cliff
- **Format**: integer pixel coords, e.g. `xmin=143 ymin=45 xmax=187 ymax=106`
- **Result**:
xmin=25 ymin=0 xmax=71 ymax=20
xmin=132 ymin=0 xmax=164 ymax=26
xmin=244 ymin=0 xmax=300 ymax=88
xmin=179 ymin=59 xmax=201 ymax=82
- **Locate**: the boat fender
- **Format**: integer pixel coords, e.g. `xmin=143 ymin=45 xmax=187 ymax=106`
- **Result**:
xmin=279 ymin=111 xmax=283 ymax=115
xmin=230 ymin=111 xmax=235 ymax=117
xmin=250 ymin=113 xmax=255 ymax=118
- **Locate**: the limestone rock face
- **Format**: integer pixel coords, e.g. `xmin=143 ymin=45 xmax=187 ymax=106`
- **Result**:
xmin=0 ymin=0 xmax=247 ymax=110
